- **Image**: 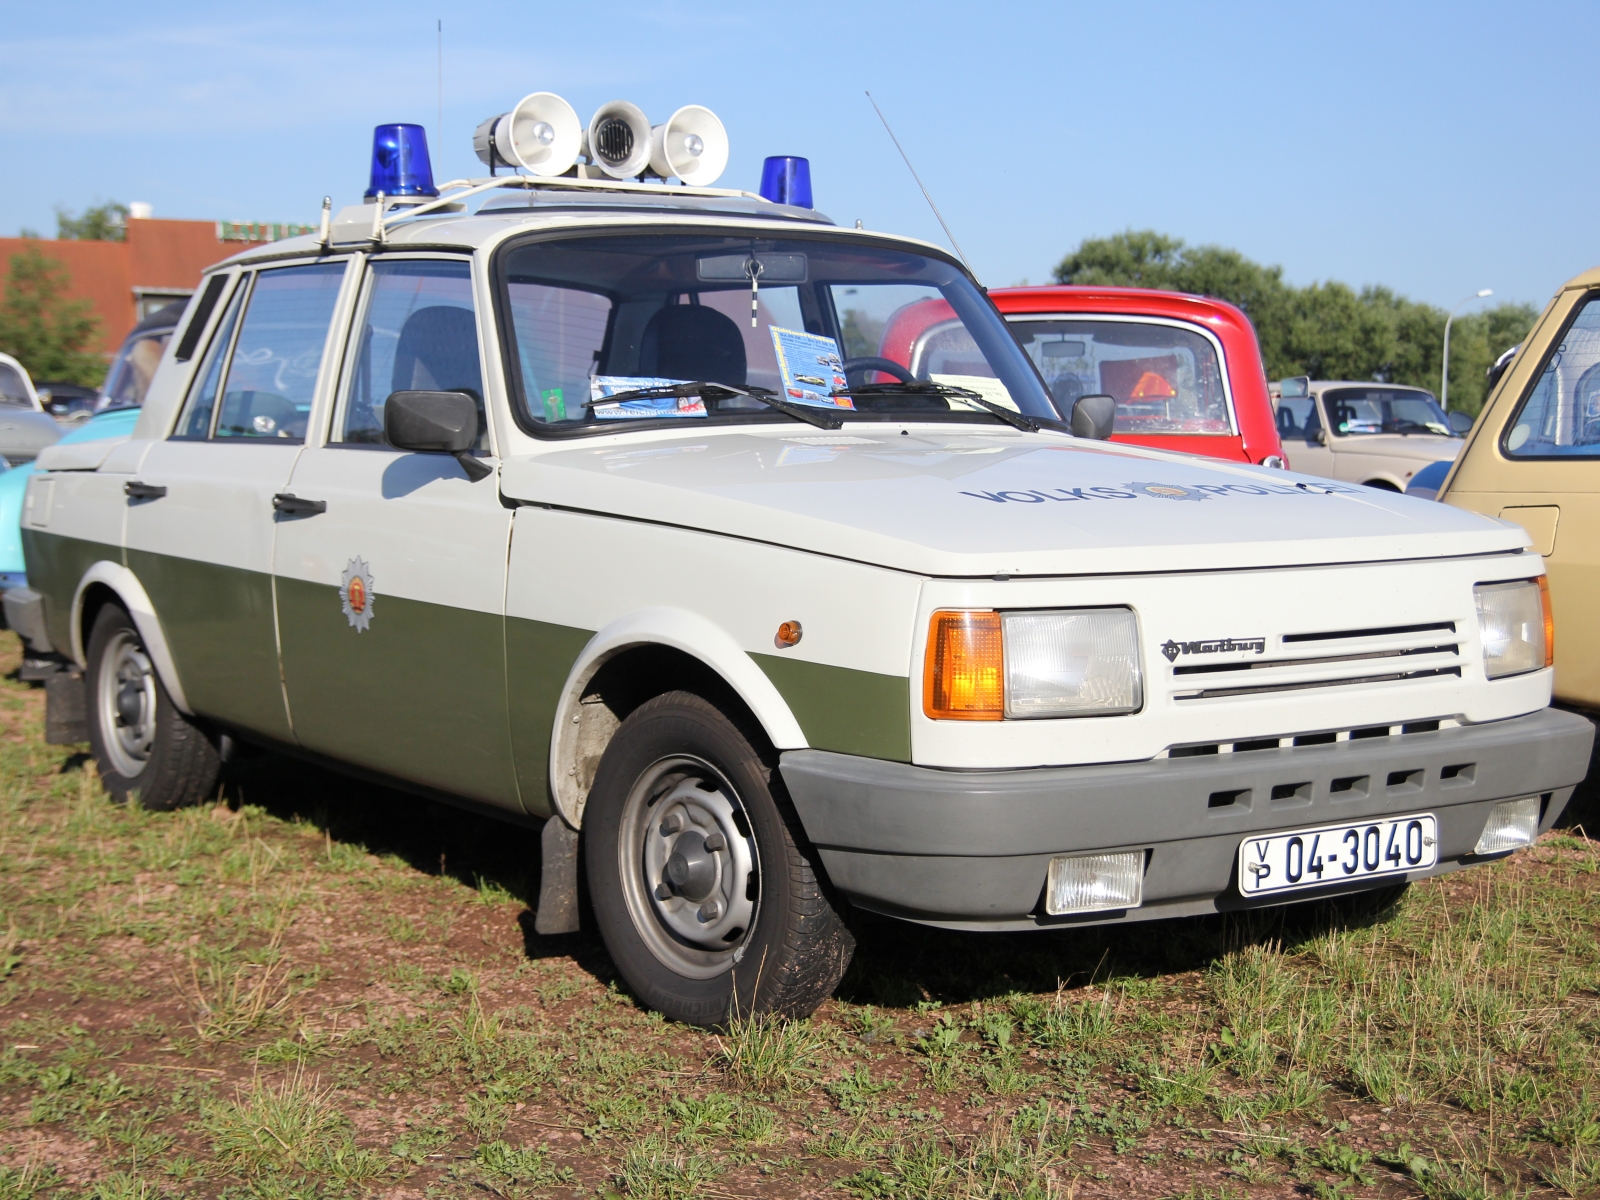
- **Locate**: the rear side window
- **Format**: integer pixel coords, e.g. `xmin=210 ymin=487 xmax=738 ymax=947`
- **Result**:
xmin=0 ymin=363 xmax=30 ymax=407
xmin=1009 ymin=318 xmax=1232 ymax=434
xmin=172 ymin=262 xmax=346 ymax=441
xmin=1504 ymin=293 xmax=1600 ymax=458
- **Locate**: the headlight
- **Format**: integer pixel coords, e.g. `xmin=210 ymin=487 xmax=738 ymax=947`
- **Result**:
xmin=1474 ymin=578 xmax=1552 ymax=679
xmin=923 ymin=607 xmax=1142 ymax=720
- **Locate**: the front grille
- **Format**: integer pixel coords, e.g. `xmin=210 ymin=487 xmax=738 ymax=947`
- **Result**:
xmin=1170 ymin=620 xmax=1461 ymax=702
xmin=1160 ymin=718 xmax=1459 ymax=759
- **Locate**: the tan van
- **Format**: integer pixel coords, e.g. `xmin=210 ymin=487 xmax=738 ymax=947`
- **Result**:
xmin=1438 ymin=266 xmax=1600 ymax=709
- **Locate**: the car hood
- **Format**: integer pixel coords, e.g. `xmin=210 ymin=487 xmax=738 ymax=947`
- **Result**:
xmin=1334 ymin=434 xmax=1463 ymax=462
xmin=498 ymin=426 xmax=1524 ymax=576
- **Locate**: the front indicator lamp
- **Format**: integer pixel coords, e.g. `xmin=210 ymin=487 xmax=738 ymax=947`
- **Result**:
xmin=924 ymin=611 xmax=1004 ymax=720
xmin=1475 ymin=578 xmax=1551 ymax=679
xmin=1046 ymin=851 xmax=1144 ymax=915
xmin=1474 ymin=796 xmax=1541 ymax=855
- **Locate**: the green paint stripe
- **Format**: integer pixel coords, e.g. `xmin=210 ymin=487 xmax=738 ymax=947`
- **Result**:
xmin=750 ymin=653 xmax=911 ymax=762
xmin=506 ymin=617 xmax=594 ymax=819
xmin=21 ymin=530 xmax=120 ymax=653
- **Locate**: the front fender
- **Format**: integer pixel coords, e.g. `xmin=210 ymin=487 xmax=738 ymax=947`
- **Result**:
xmin=546 ymin=606 xmax=808 ymax=827
xmin=71 ymin=562 xmax=193 ymax=714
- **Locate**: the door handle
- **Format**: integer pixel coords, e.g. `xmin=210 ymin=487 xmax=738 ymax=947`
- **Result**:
xmin=272 ymin=493 xmax=326 ymax=516
xmin=124 ymin=481 xmax=167 ymax=500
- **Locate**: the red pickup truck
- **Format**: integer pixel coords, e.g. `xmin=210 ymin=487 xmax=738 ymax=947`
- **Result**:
xmin=989 ymin=285 xmax=1286 ymax=467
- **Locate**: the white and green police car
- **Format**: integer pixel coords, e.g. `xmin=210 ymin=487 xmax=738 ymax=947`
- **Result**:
xmin=4 ymin=99 xmax=1592 ymax=1026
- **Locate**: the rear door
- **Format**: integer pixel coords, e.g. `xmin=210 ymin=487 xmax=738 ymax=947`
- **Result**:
xmin=123 ymin=261 xmax=350 ymax=740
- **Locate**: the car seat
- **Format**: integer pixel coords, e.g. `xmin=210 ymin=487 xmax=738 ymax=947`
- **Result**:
xmin=638 ymin=304 xmax=747 ymax=387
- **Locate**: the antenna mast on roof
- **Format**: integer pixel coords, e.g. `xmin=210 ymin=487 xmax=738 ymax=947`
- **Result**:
xmin=865 ymin=91 xmax=976 ymax=280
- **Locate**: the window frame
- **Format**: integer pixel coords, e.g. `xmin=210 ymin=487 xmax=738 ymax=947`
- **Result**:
xmin=1498 ymin=288 xmax=1600 ymax=461
xmin=490 ymin=224 xmax=1049 ymax=440
xmin=326 ymin=252 xmax=485 ymax=452
xmin=169 ymin=271 xmax=252 ymax=441
xmin=1002 ymin=312 xmax=1238 ymax=437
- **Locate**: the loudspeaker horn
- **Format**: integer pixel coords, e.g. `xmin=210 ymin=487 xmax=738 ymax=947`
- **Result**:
xmin=472 ymin=92 xmax=581 ymax=177
xmin=648 ymin=105 xmax=729 ymax=186
xmin=584 ymin=100 xmax=653 ymax=179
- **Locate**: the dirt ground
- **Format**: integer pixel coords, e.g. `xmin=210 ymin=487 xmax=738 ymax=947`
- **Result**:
xmin=1 ymin=629 xmax=1597 ymax=1200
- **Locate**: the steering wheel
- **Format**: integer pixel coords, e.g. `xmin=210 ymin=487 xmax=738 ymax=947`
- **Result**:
xmin=843 ymin=357 xmax=916 ymax=387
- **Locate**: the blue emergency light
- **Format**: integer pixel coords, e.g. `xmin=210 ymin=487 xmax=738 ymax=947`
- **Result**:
xmin=760 ymin=156 xmax=812 ymax=208
xmin=365 ymin=124 xmax=439 ymax=200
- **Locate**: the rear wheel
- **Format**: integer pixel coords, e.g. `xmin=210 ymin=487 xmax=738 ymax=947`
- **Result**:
xmin=86 ymin=603 xmax=220 ymax=810
xmin=585 ymin=691 xmax=854 ymax=1026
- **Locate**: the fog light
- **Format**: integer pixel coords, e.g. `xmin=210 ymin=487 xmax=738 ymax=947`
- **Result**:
xmin=1473 ymin=796 xmax=1541 ymax=855
xmin=1045 ymin=851 xmax=1144 ymax=915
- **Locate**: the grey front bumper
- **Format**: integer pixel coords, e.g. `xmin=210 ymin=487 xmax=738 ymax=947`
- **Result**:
xmin=779 ymin=707 xmax=1594 ymax=930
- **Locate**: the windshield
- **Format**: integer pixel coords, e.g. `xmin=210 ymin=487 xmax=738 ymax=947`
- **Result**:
xmin=1008 ymin=318 xmax=1232 ymax=434
xmin=497 ymin=232 xmax=1056 ymax=430
xmin=98 ymin=330 xmax=173 ymax=412
xmin=1318 ymin=387 xmax=1451 ymax=437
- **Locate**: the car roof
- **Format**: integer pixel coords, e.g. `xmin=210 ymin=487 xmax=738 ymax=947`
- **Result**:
xmin=207 ymin=184 xmax=940 ymax=272
xmin=989 ymin=285 xmax=1255 ymax=331
xmin=1309 ymin=381 xmax=1437 ymax=394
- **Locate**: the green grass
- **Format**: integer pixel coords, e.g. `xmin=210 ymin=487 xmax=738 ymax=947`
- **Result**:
xmin=0 ymin=627 xmax=1598 ymax=1197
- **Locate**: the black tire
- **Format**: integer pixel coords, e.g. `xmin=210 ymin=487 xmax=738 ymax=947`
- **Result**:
xmin=85 ymin=603 xmax=220 ymax=811
xmin=584 ymin=691 xmax=854 ymax=1026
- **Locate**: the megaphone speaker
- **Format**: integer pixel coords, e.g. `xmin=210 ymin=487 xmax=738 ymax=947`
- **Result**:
xmin=585 ymin=101 xmax=652 ymax=179
xmin=648 ymin=105 xmax=729 ymax=187
xmin=472 ymin=92 xmax=581 ymax=177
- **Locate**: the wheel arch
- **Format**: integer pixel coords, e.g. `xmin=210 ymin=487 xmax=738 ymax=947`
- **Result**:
xmin=71 ymin=562 xmax=193 ymax=714
xmin=546 ymin=606 xmax=807 ymax=828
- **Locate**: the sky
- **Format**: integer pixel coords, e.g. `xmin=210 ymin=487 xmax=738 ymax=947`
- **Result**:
xmin=0 ymin=1 xmax=1593 ymax=313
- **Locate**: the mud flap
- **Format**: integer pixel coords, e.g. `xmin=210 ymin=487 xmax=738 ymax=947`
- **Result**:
xmin=535 ymin=816 xmax=581 ymax=935
xmin=45 ymin=669 xmax=87 ymax=745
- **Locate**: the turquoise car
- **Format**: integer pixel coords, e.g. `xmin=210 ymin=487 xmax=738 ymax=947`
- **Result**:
xmin=0 ymin=408 xmax=141 ymax=591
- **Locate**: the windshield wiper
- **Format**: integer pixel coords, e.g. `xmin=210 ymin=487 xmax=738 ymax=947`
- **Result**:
xmin=583 ymin=381 xmax=843 ymax=430
xmin=831 ymin=381 xmax=1039 ymax=432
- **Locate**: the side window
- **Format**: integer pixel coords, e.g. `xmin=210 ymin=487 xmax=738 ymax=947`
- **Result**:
xmin=173 ymin=276 xmax=246 ymax=439
xmin=1505 ymin=293 xmax=1600 ymax=458
xmin=336 ymin=259 xmax=485 ymax=449
xmin=215 ymin=262 xmax=346 ymax=440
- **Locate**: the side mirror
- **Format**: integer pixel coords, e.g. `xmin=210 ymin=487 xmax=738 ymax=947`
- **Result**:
xmin=1070 ymin=394 xmax=1116 ymax=440
xmin=1448 ymin=411 xmax=1474 ymax=436
xmin=384 ymin=390 xmax=491 ymax=481
xmin=1312 ymin=428 xmax=1328 ymax=446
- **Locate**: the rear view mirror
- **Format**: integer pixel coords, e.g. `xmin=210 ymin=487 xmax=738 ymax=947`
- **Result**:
xmin=1448 ymin=410 xmax=1474 ymax=435
xmin=1279 ymin=376 xmax=1310 ymax=399
xmin=1070 ymin=394 xmax=1116 ymax=440
xmin=384 ymin=390 xmax=491 ymax=481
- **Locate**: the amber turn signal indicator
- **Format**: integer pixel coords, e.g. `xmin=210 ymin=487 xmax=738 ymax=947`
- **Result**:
xmin=776 ymin=620 xmax=803 ymax=648
xmin=924 ymin=610 xmax=1004 ymax=720
xmin=1539 ymin=575 xmax=1554 ymax=668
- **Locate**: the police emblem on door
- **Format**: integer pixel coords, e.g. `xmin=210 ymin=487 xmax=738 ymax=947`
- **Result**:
xmin=340 ymin=558 xmax=375 ymax=632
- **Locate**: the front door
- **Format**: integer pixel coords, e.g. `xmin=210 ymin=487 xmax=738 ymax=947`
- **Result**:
xmin=1276 ymin=393 xmax=1335 ymax=478
xmin=123 ymin=261 xmax=349 ymax=740
xmin=272 ymin=258 xmax=519 ymax=809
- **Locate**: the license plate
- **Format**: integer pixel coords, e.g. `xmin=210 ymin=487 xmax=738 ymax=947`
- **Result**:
xmin=1238 ymin=813 xmax=1438 ymax=896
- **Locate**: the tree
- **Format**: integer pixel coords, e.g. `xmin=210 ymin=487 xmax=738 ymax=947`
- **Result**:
xmin=1052 ymin=230 xmax=1539 ymax=415
xmin=55 ymin=201 xmax=128 ymax=242
xmin=0 ymin=248 xmax=103 ymax=386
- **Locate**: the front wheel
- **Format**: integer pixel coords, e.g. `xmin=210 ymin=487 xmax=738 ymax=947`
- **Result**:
xmin=85 ymin=603 xmax=220 ymax=810
xmin=585 ymin=691 xmax=854 ymax=1026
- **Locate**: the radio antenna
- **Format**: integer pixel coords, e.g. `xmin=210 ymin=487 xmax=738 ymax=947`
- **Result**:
xmin=865 ymin=91 xmax=975 ymax=279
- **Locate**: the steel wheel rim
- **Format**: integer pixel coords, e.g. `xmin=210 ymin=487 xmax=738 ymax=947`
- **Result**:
xmin=98 ymin=629 xmax=155 ymax=779
xmin=617 ymin=753 xmax=761 ymax=980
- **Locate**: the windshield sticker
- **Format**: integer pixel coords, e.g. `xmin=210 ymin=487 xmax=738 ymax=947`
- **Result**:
xmin=770 ymin=328 xmax=853 ymax=410
xmin=589 ymin=376 xmax=708 ymax=420
xmin=930 ymin=374 xmax=1020 ymax=413
xmin=959 ymin=480 xmax=1360 ymax=503
xmin=1161 ymin=636 xmax=1265 ymax=662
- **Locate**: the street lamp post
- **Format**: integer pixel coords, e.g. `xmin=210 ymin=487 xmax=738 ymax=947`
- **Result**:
xmin=1442 ymin=288 xmax=1494 ymax=411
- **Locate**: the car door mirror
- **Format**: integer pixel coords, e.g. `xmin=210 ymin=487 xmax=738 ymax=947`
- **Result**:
xmin=1070 ymin=394 xmax=1116 ymax=440
xmin=1448 ymin=411 xmax=1474 ymax=435
xmin=383 ymin=390 xmax=492 ymax=481
xmin=1312 ymin=427 xmax=1328 ymax=446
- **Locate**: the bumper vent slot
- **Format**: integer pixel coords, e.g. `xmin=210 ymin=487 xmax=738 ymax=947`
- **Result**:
xmin=1159 ymin=717 xmax=1460 ymax=759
